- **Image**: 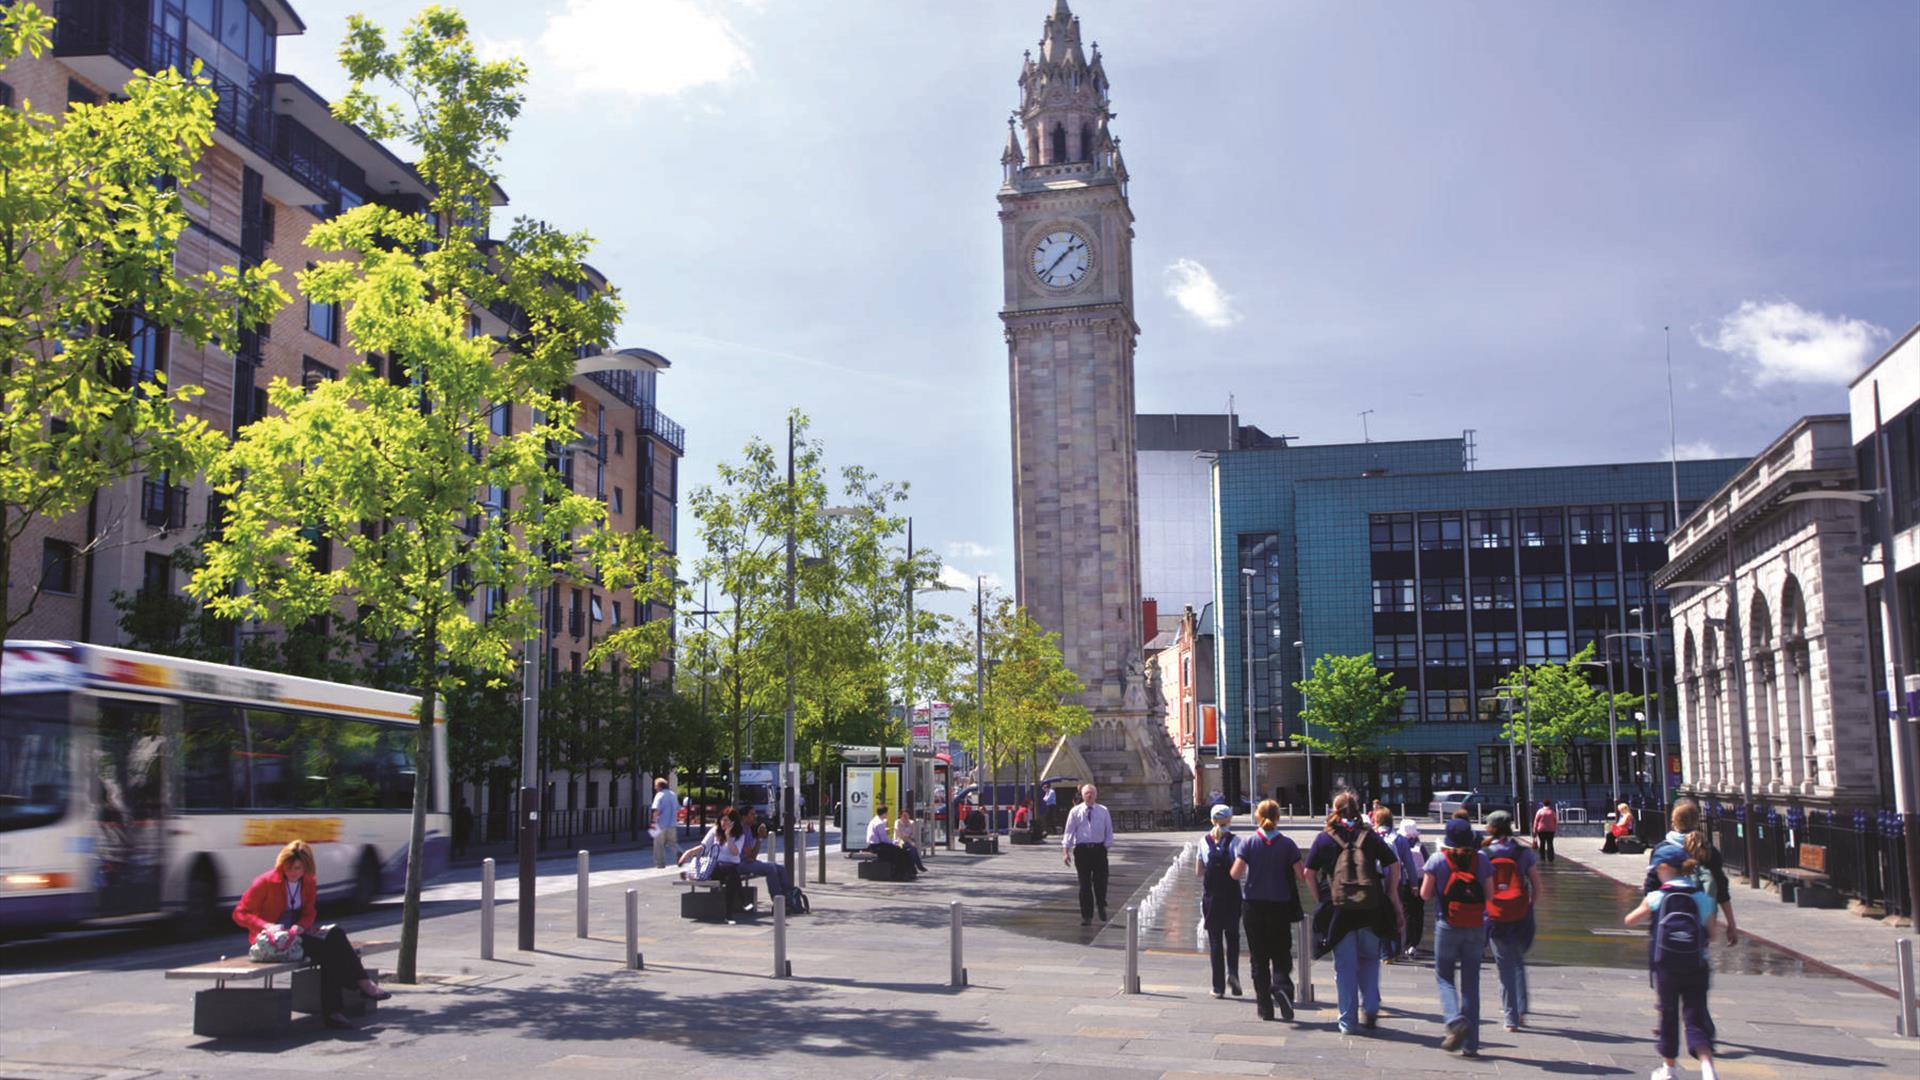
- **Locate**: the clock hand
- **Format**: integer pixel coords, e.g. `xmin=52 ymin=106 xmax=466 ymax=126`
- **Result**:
xmin=1045 ymin=249 xmax=1073 ymax=276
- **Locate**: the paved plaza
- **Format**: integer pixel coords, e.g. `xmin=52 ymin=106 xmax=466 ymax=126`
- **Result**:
xmin=3 ymin=826 xmax=1918 ymax=1079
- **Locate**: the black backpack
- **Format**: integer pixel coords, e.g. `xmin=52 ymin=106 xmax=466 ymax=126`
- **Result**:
xmin=786 ymin=886 xmax=810 ymax=915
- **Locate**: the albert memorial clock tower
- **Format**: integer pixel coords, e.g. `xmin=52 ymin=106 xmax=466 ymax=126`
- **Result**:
xmin=1000 ymin=0 xmax=1180 ymax=811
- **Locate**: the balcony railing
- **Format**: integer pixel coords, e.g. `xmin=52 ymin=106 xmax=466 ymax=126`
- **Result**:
xmin=140 ymin=479 xmax=187 ymax=530
xmin=640 ymin=402 xmax=685 ymax=455
xmin=54 ymin=1 xmax=328 ymax=197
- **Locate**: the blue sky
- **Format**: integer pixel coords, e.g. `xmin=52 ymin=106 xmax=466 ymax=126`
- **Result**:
xmin=278 ymin=1 xmax=1920 ymax=617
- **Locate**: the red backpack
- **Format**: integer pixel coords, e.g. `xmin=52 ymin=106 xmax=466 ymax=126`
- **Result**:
xmin=1441 ymin=850 xmax=1486 ymax=929
xmin=1486 ymin=845 xmax=1531 ymax=922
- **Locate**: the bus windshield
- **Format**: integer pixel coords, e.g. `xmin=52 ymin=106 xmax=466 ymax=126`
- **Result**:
xmin=0 ymin=693 xmax=71 ymax=833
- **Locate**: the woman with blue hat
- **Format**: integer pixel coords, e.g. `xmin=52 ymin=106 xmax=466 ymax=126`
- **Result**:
xmin=1195 ymin=803 xmax=1242 ymax=998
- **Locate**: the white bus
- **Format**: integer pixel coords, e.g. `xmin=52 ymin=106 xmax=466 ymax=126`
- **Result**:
xmin=0 ymin=641 xmax=449 ymax=938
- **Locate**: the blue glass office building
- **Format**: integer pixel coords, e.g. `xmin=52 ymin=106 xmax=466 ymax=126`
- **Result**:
xmin=1211 ymin=438 xmax=1744 ymax=809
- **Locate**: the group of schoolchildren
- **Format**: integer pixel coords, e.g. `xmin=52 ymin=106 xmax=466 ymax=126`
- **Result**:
xmin=1198 ymin=791 xmax=1726 ymax=1080
xmin=674 ymin=804 xmax=810 ymax=920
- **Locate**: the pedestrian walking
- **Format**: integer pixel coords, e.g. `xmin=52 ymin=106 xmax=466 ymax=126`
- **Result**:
xmin=1395 ymin=820 xmax=1426 ymax=958
xmin=1304 ymin=790 xmax=1405 ymax=1035
xmin=1626 ymin=835 xmax=1723 ymax=1080
xmin=651 ymin=778 xmax=681 ymax=869
xmin=1062 ymin=784 xmax=1114 ymax=926
xmin=1532 ymin=799 xmax=1558 ymax=863
xmin=1371 ymin=807 xmax=1422 ymax=961
xmin=1196 ymin=805 xmax=1243 ymax=998
xmin=1641 ymin=798 xmax=1740 ymax=946
xmin=1231 ymin=799 xmax=1311 ymax=1021
xmin=1482 ymin=809 xmax=1541 ymax=1031
xmin=1421 ymin=815 xmax=1492 ymax=1056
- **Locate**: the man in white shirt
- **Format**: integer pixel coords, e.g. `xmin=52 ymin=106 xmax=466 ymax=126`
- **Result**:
xmin=865 ymin=804 xmax=918 ymax=878
xmin=650 ymin=778 xmax=681 ymax=869
xmin=1062 ymin=784 xmax=1114 ymax=925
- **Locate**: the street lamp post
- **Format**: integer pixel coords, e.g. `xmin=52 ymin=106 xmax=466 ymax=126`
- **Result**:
xmin=1293 ymin=640 xmax=1310 ymax=817
xmin=976 ymin=575 xmax=987 ymax=844
xmin=1240 ymin=568 xmax=1258 ymax=813
xmin=782 ymin=416 xmax=798 ymax=879
xmin=519 ymin=348 xmax=663 ymax=951
xmin=1609 ymin=628 xmax=1661 ymax=803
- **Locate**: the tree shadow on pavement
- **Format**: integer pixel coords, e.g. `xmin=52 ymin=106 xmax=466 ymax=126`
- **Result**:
xmin=352 ymin=970 xmax=1008 ymax=1061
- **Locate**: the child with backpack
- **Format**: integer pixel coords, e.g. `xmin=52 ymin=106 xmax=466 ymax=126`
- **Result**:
xmin=1419 ymin=816 xmax=1493 ymax=1056
xmin=1304 ymin=791 xmax=1405 ymax=1036
xmin=1625 ymin=837 xmax=1721 ymax=1080
xmin=1481 ymin=810 xmax=1541 ymax=1031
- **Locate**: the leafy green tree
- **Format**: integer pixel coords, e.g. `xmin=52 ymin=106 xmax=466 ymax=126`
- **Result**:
xmin=189 ymin=9 xmax=670 ymax=982
xmin=0 ymin=2 xmax=285 ymax=672
xmin=1293 ymin=653 xmax=1409 ymax=782
xmin=1492 ymin=643 xmax=1641 ymax=805
xmin=978 ymin=598 xmax=1089 ymax=808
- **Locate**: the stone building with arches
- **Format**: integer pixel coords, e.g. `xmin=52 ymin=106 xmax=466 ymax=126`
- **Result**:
xmin=1657 ymin=415 xmax=1884 ymax=811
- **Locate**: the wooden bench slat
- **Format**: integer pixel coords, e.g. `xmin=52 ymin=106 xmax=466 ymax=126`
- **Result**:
xmin=165 ymin=939 xmax=396 ymax=980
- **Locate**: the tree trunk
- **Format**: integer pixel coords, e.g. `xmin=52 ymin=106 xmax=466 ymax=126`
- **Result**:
xmin=396 ymin=617 xmax=438 ymax=984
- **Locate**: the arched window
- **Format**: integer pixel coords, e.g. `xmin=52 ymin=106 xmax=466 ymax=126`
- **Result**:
xmin=1080 ymin=123 xmax=1093 ymax=161
xmin=1050 ymin=123 xmax=1067 ymax=164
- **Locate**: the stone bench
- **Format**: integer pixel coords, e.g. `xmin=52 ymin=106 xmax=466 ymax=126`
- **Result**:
xmin=1009 ymin=830 xmax=1044 ymax=846
xmin=847 ymin=850 xmax=915 ymax=881
xmin=166 ymin=938 xmax=397 ymax=1038
xmin=962 ymin=835 xmax=1000 ymax=855
xmin=677 ymin=878 xmax=758 ymax=922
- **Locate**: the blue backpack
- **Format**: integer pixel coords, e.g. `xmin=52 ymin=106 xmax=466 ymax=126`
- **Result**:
xmin=1649 ymin=882 xmax=1706 ymax=979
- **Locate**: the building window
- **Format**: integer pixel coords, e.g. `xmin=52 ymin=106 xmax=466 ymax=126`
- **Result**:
xmin=1424 ymin=633 xmax=1468 ymax=667
xmin=301 ymin=356 xmax=337 ymax=392
xmin=1373 ymin=634 xmax=1418 ymax=666
xmin=569 ymin=588 xmax=584 ymax=638
xmin=1518 ymin=508 xmax=1563 ymax=547
xmin=1474 ymin=630 xmax=1519 ymax=666
xmin=1524 ymin=629 xmax=1571 ymax=664
xmin=1468 ymin=509 xmax=1512 ymax=549
xmin=122 ymin=313 xmax=167 ymax=389
xmin=1423 ymin=690 xmax=1472 ymax=722
xmin=67 ymin=79 xmax=98 ymax=107
xmin=1421 ymin=577 xmax=1465 ymax=612
xmin=1371 ymin=578 xmax=1415 ymax=613
xmin=305 ymin=272 xmax=339 ymax=343
xmin=1418 ymin=513 xmax=1462 ymax=551
xmin=1369 ymin=513 xmax=1414 ymax=552
xmin=1521 ymin=575 xmax=1566 ymax=608
xmin=612 ymin=601 xmax=623 ymax=626
xmin=1471 ymin=575 xmax=1515 ymax=610
xmin=1621 ymin=503 xmax=1669 ymax=543
xmin=612 ymin=487 xmax=624 ymax=514
xmin=0 ymin=80 xmax=13 ymax=108
xmin=489 ymin=403 xmax=511 ymax=437
xmin=1569 ymin=506 xmax=1615 ymax=545
xmin=41 ymin=539 xmax=76 ymax=593
xmin=1571 ymin=572 xmax=1618 ymax=607
xmin=590 ymin=595 xmax=604 ymax=623
xmin=142 ymin=552 xmax=172 ymax=598
xmin=484 ymin=585 xmax=506 ymax=620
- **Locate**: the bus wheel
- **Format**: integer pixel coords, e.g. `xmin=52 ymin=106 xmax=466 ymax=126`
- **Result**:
xmin=351 ymin=849 xmax=382 ymax=911
xmin=175 ymin=860 xmax=220 ymax=940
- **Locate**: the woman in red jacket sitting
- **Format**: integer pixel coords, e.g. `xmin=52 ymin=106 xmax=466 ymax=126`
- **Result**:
xmin=234 ymin=840 xmax=389 ymax=1029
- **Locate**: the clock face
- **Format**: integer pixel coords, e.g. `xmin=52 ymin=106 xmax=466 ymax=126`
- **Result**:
xmin=1030 ymin=230 xmax=1092 ymax=289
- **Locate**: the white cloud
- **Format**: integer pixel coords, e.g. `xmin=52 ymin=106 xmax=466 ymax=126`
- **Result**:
xmin=938 ymin=565 xmax=1002 ymax=594
xmin=945 ymin=540 xmax=994 ymax=560
xmin=1698 ymin=299 xmax=1890 ymax=387
xmin=1672 ymin=439 xmax=1725 ymax=461
xmin=537 ymin=0 xmax=750 ymax=102
xmin=1164 ymin=258 xmax=1240 ymax=330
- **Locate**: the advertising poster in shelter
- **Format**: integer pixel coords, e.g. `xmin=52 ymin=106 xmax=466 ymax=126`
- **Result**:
xmin=840 ymin=764 xmax=902 ymax=851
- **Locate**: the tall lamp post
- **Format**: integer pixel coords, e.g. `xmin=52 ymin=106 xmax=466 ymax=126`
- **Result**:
xmin=519 ymin=348 xmax=663 ymax=951
xmin=1629 ymin=604 xmax=1672 ymax=805
xmin=1608 ymin=628 xmax=1661 ymax=802
xmin=1240 ymin=567 xmax=1258 ymax=812
xmin=1571 ymin=658 xmax=1623 ymax=808
xmin=1293 ymin=640 xmax=1311 ymax=817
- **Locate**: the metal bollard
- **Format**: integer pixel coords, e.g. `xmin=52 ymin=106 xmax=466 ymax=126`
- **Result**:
xmin=626 ymin=889 xmax=641 ymax=971
xmin=1123 ymin=904 xmax=1141 ymax=994
xmin=1898 ymin=938 xmax=1917 ymax=1037
xmin=480 ymin=857 xmax=495 ymax=960
xmin=1297 ymin=910 xmax=1315 ymax=1003
xmin=576 ymin=850 xmax=590 ymax=938
xmin=773 ymin=894 xmax=790 ymax=978
xmin=950 ymin=901 xmax=966 ymax=987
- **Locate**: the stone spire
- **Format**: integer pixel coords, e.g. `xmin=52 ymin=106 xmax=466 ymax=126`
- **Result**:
xmin=1014 ymin=0 xmax=1114 ymax=169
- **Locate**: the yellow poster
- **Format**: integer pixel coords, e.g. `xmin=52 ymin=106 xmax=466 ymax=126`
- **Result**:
xmin=242 ymin=818 xmax=342 ymax=846
xmin=840 ymin=765 xmax=901 ymax=852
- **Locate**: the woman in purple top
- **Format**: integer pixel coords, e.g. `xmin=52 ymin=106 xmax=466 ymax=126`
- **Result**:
xmin=1231 ymin=799 xmax=1312 ymax=1022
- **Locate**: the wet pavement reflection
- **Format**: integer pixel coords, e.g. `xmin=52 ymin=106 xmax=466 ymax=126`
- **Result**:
xmin=1106 ymin=831 xmax=1832 ymax=978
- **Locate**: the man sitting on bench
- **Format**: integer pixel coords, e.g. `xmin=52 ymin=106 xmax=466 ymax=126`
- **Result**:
xmin=865 ymin=804 xmax=918 ymax=877
xmin=962 ymin=800 xmax=988 ymax=837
